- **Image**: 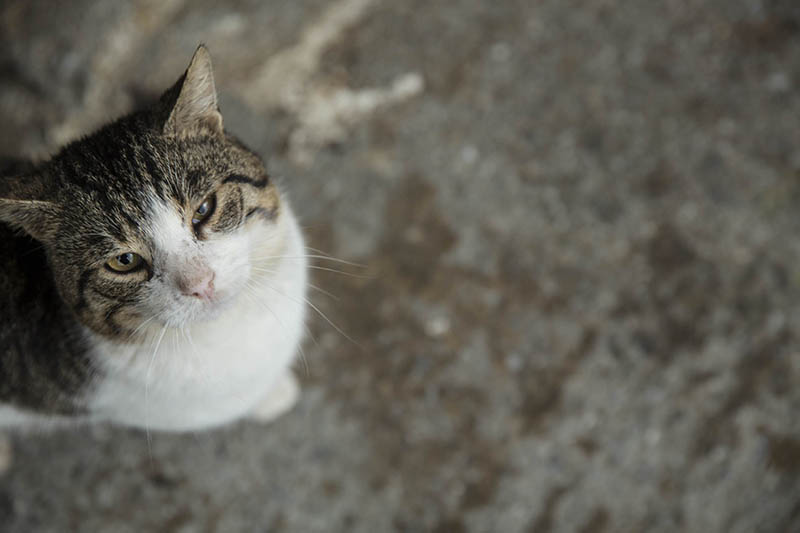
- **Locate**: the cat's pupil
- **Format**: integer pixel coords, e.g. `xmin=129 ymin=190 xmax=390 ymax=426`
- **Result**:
xmin=192 ymin=196 xmax=215 ymax=227
xmin=119 ymin=253 xmax=133 ymax=265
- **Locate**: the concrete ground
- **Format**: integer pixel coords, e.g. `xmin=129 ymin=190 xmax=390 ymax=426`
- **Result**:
xmin=1 ymin=0 xmax=800 ymax=531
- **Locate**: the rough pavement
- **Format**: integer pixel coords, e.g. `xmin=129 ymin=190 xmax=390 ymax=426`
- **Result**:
xmin=1 ymin=1 xmax=799 ymax=532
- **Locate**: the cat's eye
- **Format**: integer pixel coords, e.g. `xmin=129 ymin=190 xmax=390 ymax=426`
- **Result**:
xmin=106 ymin=252 xmax=144 ymax=273
xmin=192 ymin=195 xmax=216 ymax=226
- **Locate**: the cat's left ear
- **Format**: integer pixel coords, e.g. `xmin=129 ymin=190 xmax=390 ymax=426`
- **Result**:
xmin=0 ymin=172 xmax=59 ymax=242
xmin=163 ymin=45 xmax=224 ymax=138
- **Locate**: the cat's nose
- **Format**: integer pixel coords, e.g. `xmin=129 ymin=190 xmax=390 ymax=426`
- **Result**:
xmin=179 ymin=269 xmax=216 ymax=300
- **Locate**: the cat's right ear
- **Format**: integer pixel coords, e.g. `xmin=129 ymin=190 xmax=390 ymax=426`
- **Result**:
xmin=0 ymin=173 xmax=59 ymax=242
xmin=161 ymin=45 xmax=224 ymax=138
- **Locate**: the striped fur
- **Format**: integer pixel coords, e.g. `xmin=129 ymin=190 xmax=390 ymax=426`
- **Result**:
xmin=0 ymin=46 xmax=304 ymax=426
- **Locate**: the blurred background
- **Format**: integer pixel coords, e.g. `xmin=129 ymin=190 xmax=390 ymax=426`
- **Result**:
xmin=1 ymin=0 xmax=799 ymax=531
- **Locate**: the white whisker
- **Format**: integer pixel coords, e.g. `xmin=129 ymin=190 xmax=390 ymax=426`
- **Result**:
xmin=251 ymin=253 xmax=366 ymax=268
xmin=126 ymin=313 xmax=160 ymax=342
xmin=305 ymin=282 xmax=339 ymax=301
xmin=249 ymin=265 xmax=340 ymax=302
xmin=248 ymin=276 xmax=359 ymax=349
xmin=145 ymin=324 xmax=168 ymax=462
xmin=242 ymin=282 xmax=311 ymax=376
xmin=251 ymin=264 xmax=371 ymax=279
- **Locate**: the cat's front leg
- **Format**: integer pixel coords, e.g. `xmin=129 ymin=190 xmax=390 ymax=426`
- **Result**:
xmin=247 ymin=371 xmax=299 ymax=423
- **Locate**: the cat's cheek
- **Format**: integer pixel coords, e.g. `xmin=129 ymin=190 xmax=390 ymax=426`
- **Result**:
xmin=245 ymin=208 xmax=290 ymax=266
xmin=202 ymin=232 xmax=253 ymax=298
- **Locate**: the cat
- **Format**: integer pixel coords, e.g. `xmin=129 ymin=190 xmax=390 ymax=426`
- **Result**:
xmin=0 ymin=46 xmax=307 ymax=435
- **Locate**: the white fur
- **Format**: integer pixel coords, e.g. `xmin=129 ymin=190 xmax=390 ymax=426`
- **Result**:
xmin=0 ymin=196 xmax=306 ymax=433
xmin=144 ymin=200 xmax=256 ymax=327
xmin=86 ymin=205 xmax=307 ymax=431
xmin=247 ymin=372 xmax=300 ymax=423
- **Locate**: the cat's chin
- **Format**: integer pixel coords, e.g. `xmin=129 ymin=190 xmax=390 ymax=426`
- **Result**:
xmin=157 ymin=290 xmax=240 ymax=330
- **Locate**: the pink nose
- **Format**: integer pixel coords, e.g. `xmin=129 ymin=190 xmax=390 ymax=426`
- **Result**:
xmin=179 ymin=270 xmax=216 ymax=300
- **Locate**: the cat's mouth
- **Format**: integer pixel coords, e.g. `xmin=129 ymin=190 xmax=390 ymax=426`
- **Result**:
xmin=149 ymin=286 xmax=240 ymax=329
xmin=186 ymin=289 xmax=240 ymax=323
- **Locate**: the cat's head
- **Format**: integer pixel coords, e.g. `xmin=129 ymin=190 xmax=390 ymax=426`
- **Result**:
xmin=0 ymin=46 xmax=289 ymax=339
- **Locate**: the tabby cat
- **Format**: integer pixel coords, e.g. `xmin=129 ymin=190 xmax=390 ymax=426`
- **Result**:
xmin=0 ymin=46 xmax=307 ymax=431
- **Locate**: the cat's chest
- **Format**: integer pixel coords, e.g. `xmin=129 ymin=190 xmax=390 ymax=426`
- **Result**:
xmin=87 ymin=260 xmax=306 ymax=431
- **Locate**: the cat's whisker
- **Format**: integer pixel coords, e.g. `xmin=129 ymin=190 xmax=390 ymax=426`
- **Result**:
xmin=303 ymin=246 xmax=370 ymax=267
xmin=242 ymin=282 xmax=311 ymax=376
xmin=145 ymin=324 xmax=168 ymax=462
xmin=296 ymin=338 xmax=310 ymax=377
xmin=251 ymin=253 xmax=367 ymax=268
xmin=181 ymin=327 xmax=199 ymax=364
xmin=304 ymin=265 xmax=372 ymax=278
xmin=303 ymin=245 xmax=355 ymax=261
xmin=172 ymin=329 xmax=179 ymax=367
xmin=249 ymin=266 xmax=340 ymax=302
xmin=251 ymin=264 xmax=371 ymax=279
xmin=304 ymin=282 xmax=339 ymax=301
xmin=304 ymin=245 xmax=331 ymax=255
xmin=247 ymin=276 xmax=359 ymax=349
xmin=246 ymin=270 xmax=324 ymax=345
xmin=180 ymin=326 xmax=210 ymax=388
xmin=242 ymin=289 xmax=312 ymax=379
xmin=127 ymin=314 xmax=159 ymax=343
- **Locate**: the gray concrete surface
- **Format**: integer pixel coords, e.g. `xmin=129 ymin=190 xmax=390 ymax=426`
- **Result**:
xmin=1 ymin=0 xmax=800 ymax=531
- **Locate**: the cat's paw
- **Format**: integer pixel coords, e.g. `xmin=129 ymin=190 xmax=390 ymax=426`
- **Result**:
xmin=248 ymin=372 xmax=299 ymax=423
xmin=0 ymin=434 xmax=12 ymax=475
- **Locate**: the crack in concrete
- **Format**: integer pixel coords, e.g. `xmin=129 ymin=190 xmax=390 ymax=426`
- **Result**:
xmin=237 ymin=0 xmax=424 ymax=164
